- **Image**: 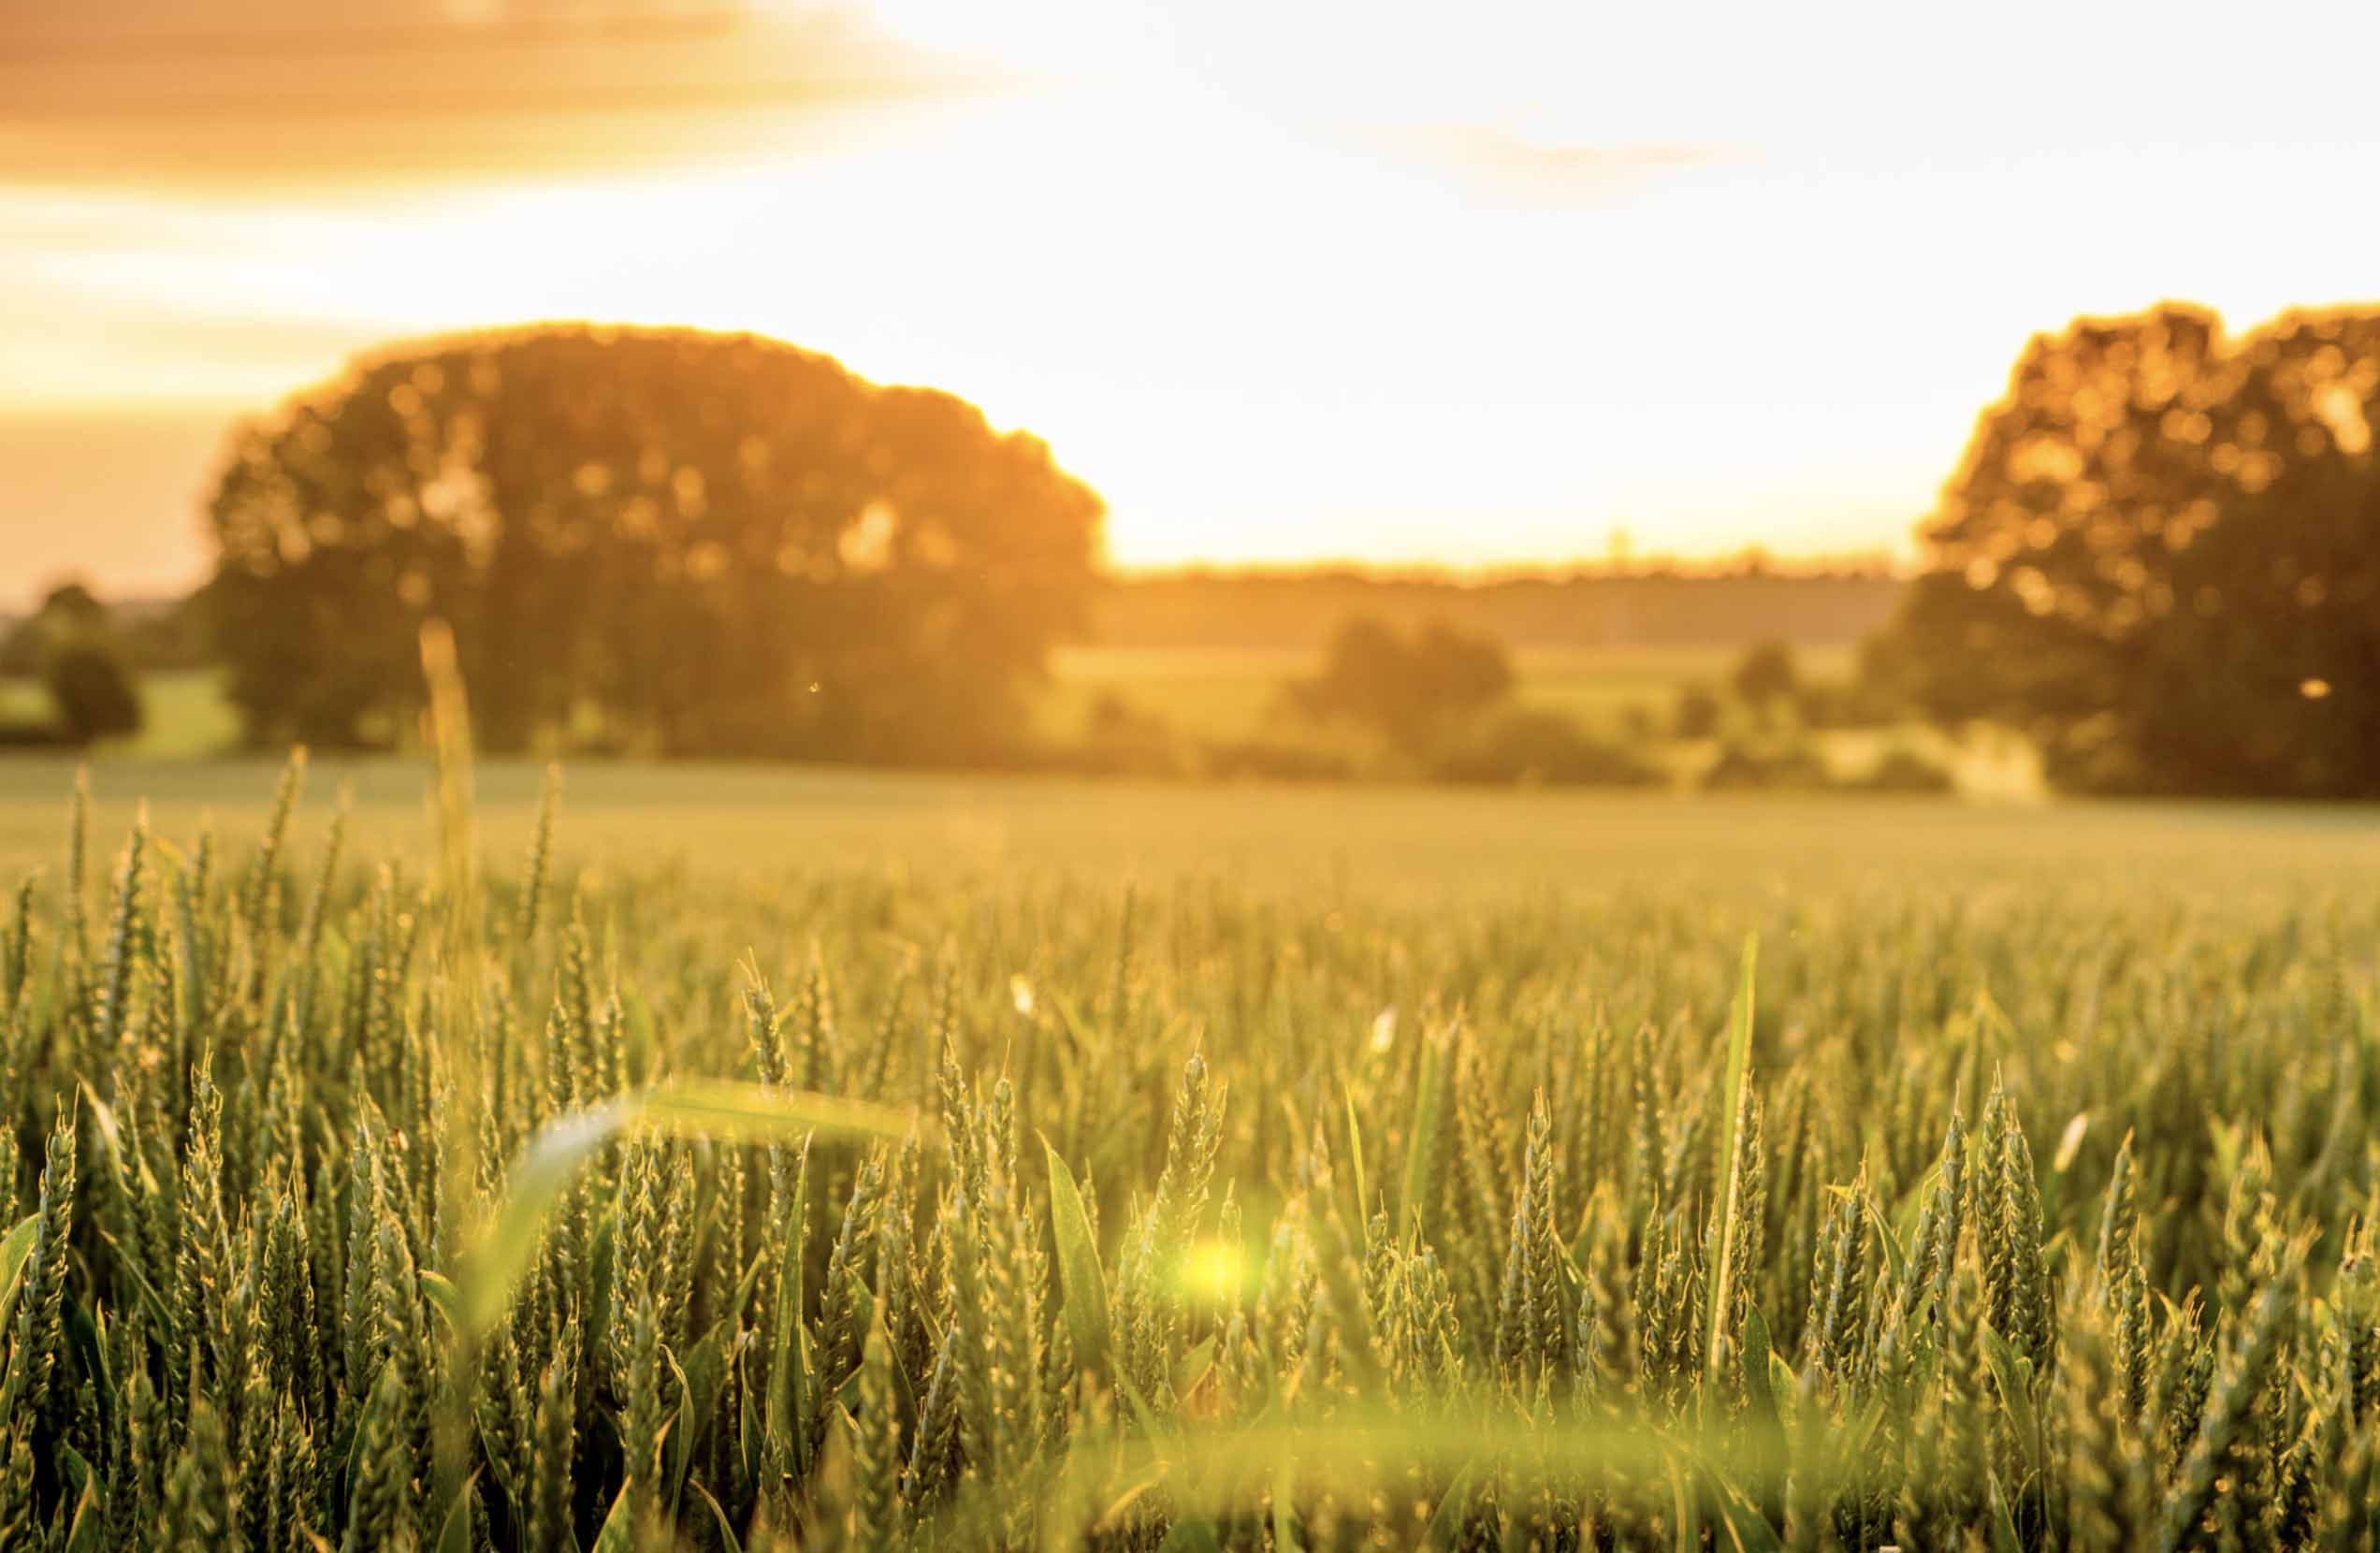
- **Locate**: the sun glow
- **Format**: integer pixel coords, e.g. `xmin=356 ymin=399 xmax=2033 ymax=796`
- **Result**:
xmin=12 ymin=0 xmax=2380 ymax=592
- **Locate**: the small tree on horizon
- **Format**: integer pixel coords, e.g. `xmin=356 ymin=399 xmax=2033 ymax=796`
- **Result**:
xmin=46 ymin=642 xmax=142 ymax=746
xmin=1731 ymin=639 xmax=1799 ymax=714
xmin=1673 ymin=682 xmax=1721 ymax=739
xmin=11 ymin=582 xmax=143 ymax=746
xmin=1284 ymin=615 xmax=1516 ymax=757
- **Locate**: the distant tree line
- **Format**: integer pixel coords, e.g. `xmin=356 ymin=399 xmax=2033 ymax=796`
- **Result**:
xmin=1080 ymin=615 xmax=1948 ymax=791
xmin=1096 ymin=567 xmax=1904 ymax=653
xmin=204 ymin=325 xmax=1101 ymax=762
xmin=42 ymin=569 xmax=1904 ymax=671
xmin=0 ymin=594 xmax=210 ymax=676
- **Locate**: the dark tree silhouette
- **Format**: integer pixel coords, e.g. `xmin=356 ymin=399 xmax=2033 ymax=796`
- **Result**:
xmin=46 ymin=643 xmax=142 ymax=747
xmin=205 ymin=325 xmax=1104 ymax=761
xmin=1882 ymin=303 xmax=2380 ymax=795
xmin=4 ymin=582 xmax=143 ymax=745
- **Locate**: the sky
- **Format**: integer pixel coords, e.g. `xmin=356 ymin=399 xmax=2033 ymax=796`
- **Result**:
xmin=7 ymin=0 xmax=2380 ymax=606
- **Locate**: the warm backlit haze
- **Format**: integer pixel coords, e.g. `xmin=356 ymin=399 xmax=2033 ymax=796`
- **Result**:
xmin=8 ymin=0 xmax=2380 ymax=605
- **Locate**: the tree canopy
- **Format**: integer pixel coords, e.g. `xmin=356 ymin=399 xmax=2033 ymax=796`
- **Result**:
xmin=205 ymin=325 xmax=1104 ymax=761
xmin=1883 ymin=303 xmax=2380 ymax=796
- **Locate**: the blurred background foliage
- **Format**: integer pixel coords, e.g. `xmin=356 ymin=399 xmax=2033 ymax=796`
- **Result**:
xmin=12 ymin=302 xmax=2380 ymax=799
xmin=1880 ymin=304 xmax=2380 ymax=797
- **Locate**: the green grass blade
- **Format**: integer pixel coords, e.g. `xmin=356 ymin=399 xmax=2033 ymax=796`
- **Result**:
xmin=1044 ymin=1139 xmax=1113 ymax=1377
xmin=687 ymin=1481 xmax=746 ymax=1553
xmin=435 ymin=1467 xmax=482 ymax=1553
xmin=1342 ymin=1083 xmax=1369 ymax=1222
xmin=0 ymin=1212 xmax=40 ymax=1334
xmin=459 ymin=1100 xmax=631 ymax=1336
xmin=1705 ymin=931 xmax=1758 ymax=1373
xmin=460 ymin=1081 xmax=908 ymax=1336
xmin=635 ymin=1080 xmax=915 ymax=1147
xmin=1395 ymin=1034 xmax=1443 ymax=1238
xmin=766 ymin=1144 xmax=813 ymax=1478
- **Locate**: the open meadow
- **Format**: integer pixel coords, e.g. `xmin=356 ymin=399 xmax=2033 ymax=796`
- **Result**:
xmin=1 ymin=751 xmax=2378 ymax=1548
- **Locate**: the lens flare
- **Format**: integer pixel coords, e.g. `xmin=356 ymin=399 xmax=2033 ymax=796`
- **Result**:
xmin=1177 ymin=1238 xmax=1249 ymax=1307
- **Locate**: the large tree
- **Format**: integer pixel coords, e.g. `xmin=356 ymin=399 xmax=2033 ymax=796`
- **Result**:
xmin=206 ymin=325 xmax=1103 ymax=761
xmin=1883 ymin=303 xmax=2380 ymax=795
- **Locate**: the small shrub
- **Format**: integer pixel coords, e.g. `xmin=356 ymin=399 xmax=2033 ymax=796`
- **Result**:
xmin=1058 ymin=694 xmax=1186 ymax=777
xmin=1199 ymin=736 xmax=1356 ymax=780
xmin=1672 ymin=680 xmax=1722 ymax=739
xmin=1430 ymin=706 xmax=1661 ymax=787
xmin=1853 ymin=747 xmax=1956 ymax=793
xmin=1701 ymin=739 xmax=1831 ymax=791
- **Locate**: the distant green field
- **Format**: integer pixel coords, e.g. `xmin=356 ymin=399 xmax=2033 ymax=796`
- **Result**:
xmin=0 ymin=665 xmax=239 ymax=758
xmin=8 ymin=646 xmax=1854 ymax=760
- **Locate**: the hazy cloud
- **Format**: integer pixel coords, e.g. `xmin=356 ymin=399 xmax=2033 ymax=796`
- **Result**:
xmin=0 ymin=1 xmax=996 ymax=190
xmin=1374 ymin=126 xmax=1734 ymax=208
xmin=0 ymin=407 xmax=225 ymax=602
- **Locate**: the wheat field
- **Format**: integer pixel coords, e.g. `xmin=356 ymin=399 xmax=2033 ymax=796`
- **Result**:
xmin=1 ymin=750 xmax=2377 ymax=1549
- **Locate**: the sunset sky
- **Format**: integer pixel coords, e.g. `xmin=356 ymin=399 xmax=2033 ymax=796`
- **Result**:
xmin=7 ymin=0 xmax=2380 ymax=607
